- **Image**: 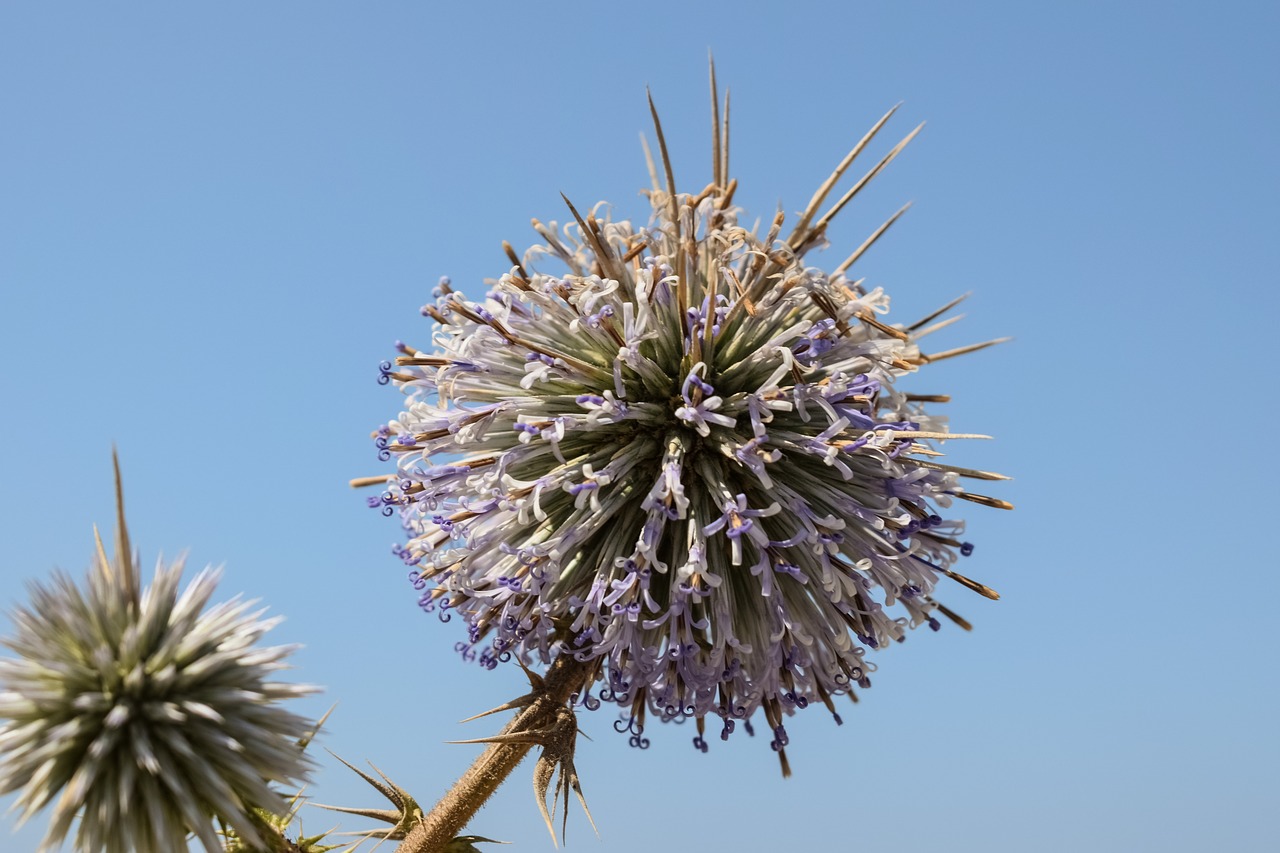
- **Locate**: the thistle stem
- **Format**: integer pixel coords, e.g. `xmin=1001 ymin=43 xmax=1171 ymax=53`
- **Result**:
xmin=394 ymin=655 xmax=591 ymax=853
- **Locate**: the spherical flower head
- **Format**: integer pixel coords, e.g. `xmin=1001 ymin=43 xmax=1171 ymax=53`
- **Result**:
xmin=370 ymin=91 xmax=1008 ymax=764
xmin=0 ymin=465 xmax=319 ymax=853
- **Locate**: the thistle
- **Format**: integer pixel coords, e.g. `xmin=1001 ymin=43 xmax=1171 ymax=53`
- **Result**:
xmin=0 ymin=458 xmax=319 ymax=852
xmin=362 ymin=67 xmax=1010 ymax=780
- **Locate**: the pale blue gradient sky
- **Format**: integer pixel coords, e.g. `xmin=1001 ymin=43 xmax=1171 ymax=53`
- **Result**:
xmin=2 ymin=3 xmax=1277 ymax=851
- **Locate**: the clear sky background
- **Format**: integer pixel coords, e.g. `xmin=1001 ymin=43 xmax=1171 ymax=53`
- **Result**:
xmin=2 ymin=3 xmax=1277 ymax=851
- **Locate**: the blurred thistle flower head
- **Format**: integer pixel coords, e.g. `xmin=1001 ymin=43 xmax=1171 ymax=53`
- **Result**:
xmin=0 ymin=459 xmax=319 ymax=852
xmin=367 ymin=74 xmax=1009 ymax=770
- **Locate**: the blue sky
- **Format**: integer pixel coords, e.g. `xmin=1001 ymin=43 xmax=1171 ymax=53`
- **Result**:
xmin=1 ymin=3 xmax=1277 ymax=851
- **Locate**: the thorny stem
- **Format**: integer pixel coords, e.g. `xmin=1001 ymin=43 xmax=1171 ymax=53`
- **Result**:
xmin=393 ymin=656 xmax=591 ymax=853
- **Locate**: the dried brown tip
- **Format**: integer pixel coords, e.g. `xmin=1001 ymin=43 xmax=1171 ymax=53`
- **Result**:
xmin=834 ymin=203 xmax=912 ymax=277
xmin=954 ymin=491 xmax=1015 ymax=510
xmin=918 ymin=337 xmax=1013 ymax=364
xmin=646 ymin=88 xmax=680 ymax=235
xmin=908 ymin=292 xmax=971 ymax=332
xmin=932 ymin=601 xmax=974 ymax=631
xmin=502 ymin=240 xmax=527 ymax=278
xmin=942 ymin=568 xmax=1001 ymax=600
xmin=350 ymin=475 xmax=395 ymax=489
xmin=777 ymin=747 xmax=793 ymax=779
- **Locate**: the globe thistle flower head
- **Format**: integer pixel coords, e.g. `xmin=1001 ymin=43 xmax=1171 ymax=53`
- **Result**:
xmin=368 ymin=80 xmax=1009 ymax=770
xmin=0 ymin=460 xmax=319 ymax=852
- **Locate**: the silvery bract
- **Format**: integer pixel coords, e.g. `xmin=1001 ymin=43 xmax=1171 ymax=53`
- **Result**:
xmin=0 ymin=465 xmax=318 ymax=852
xmin=369 ymin=82 xmax=1009 ymax=770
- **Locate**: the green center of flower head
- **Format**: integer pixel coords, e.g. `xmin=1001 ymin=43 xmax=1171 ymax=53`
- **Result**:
xmin=366 ymin=94 xmax=1009 ymax=770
